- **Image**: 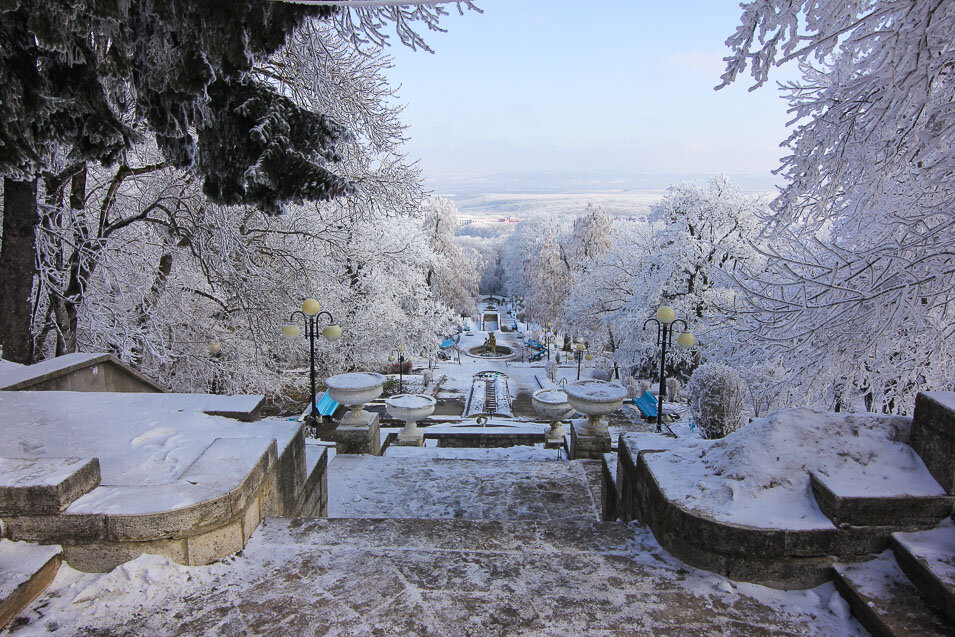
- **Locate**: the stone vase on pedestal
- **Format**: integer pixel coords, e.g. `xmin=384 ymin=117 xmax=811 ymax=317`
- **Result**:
xmin=384 ymin=394 xmax=436 ymax=447
xmin=565 ymin=379 xmax=627 ymax=460
xmin=326 ymin=372 xmax=385 ymax=455
xmin=531 ymin=388 xmax=577 ymax=448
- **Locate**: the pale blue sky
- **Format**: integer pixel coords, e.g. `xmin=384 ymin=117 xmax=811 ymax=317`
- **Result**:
xmin=382 ymin=1 xmax=798 ymax=194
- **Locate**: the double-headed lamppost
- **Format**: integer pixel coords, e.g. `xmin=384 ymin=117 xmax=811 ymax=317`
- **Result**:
xmin=643 ymin=305 xmax=695 ymax=432
xmin=282 ymin=299 xmax=342 ymax=427
xmin=574 ymin=340 xmax=590 ymax=380
xmin=389 ymin=346 xmax=406 ymax=393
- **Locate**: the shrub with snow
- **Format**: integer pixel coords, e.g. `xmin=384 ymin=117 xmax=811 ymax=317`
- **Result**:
xmin=545 ymin=359 xmax=558 ymax=382
xmin=687 ymin=363 xmax=745 ymax=439
xmin=666 ymin=377 xmax=683 ymax=403
xmin=591 ymin=366 xmax=612 ymax=381
xmin=625 ymin=375 xmax=642 ymax=398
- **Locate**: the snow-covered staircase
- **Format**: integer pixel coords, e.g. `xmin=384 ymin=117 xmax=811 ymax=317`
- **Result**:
xmin=832 ymin=522 xmax=955 ymax=636
xmin=830 ymin=392 xmax=955 ymax=636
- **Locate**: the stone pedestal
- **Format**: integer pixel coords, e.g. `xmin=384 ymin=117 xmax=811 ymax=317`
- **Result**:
xmin=570 ymin=421 xmax=611 ymax=460
xmin=335 ymin=412 xmax=381 ymax=456
xmin=396 ymin=430 xmax=425 ymax=447
xmin=544 ymin=423 xmax=566 ymax=449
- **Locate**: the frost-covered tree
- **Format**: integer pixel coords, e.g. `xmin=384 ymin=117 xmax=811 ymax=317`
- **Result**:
xmin=420 ymin=196 xmax=481 ymax=317
xmin=719 ymin=1 xmax=955 ymax=412
xmin=28 ymin=17 xmax=461 ymax=400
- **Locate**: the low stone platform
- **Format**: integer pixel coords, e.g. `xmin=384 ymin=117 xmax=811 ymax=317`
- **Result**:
xmin=0 ymin=392 xmax=326 ymax=572
xmin=11 ymin=518 xmax=865 ymax=635
xmin=328 ymin=455 xmax=601 ymax=521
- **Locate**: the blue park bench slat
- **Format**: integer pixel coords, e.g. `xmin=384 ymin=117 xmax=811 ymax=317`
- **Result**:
xmin=527 ymin=339 xmax=545 ymax=350
xmin=529 ymin=351 xmax=545 ymax=362
xmin=634 ymin=390 xmax=658 ymax=419
xmin=316 ymin=391 xmax=339 ymax=417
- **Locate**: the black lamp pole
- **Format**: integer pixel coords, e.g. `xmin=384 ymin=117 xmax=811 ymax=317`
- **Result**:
xmin=391 ymin=348 xmax=405 ymax=393
xmin=289 ymin=309 xmax=336 ymax=427
xmin=575 ymin=346 xmax=587 ymax=380
xmin=643 ymin=314 xmax=688 ymax=433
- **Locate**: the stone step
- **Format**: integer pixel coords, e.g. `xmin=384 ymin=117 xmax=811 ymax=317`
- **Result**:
xmin=832 ymin=551 xmax=953 ymax=637
xmin=810 ymin=471 xmax=953 ymax=529
xmin=891 ymin=519 xmax=955 ymax=624
xmin=0 ymin=540 xmax=62 ymax=630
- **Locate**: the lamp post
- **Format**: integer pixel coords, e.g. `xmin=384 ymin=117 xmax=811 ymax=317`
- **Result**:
xmin=282 ymin=299 xmax=342 ymax=428
xmin=643 ymin=305 xmax=695 ymax=433
xmin=544 ymin=322 xmax=556 ymax=361
xmin=574 ymin=340 xmax=589 ymax=380
xmin=389 ymin=346 xmax=406 ymax=393
xmin=208 ymin=341 xmax=222 ymax=394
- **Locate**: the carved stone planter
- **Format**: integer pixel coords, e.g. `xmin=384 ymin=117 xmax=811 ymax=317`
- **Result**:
xmin=532 ymin=388 xmax=576 ymax=445
xmin=385 ymin=394 xmax=436 ymax=447
xmin=564 ymin=379 xmax=627 ymax=434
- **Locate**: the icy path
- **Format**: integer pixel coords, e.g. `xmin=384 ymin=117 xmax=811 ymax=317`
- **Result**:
xmin=10 ymin=518 xmax=866 ymax=636
xmin=327 ymin=454 xmax=598 ymax=521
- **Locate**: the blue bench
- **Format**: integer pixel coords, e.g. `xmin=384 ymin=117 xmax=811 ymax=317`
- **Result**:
xmin=316 ymin=391 xmax=339 ymax=417
xmin=529 ymin=351 xmax=545 ymax=362
xmin=527 ymin=339 xmax=545 ymax=351
xmin=634 ymin=390 xmax=659 ymax=420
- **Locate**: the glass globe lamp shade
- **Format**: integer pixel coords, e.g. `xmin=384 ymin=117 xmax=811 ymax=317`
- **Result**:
xmin=585 ymin=354 xmax=593 ymax=361
xmin=208 ymin=341 xmax=221 ymax=356
xmin=575 ymin=342 xmax=585 ymax=352
xmin=323 ymin=325 xmax=342 ymax=341
xmin=301 ymin=299 xmax=320 ymax=316
xmin=656 ymin=306 xmax=676 ymax=324
xmin=677 ymin=331 xmax=696 ymax=348
xmin=281 ymin=325 xmax=301 ymax=339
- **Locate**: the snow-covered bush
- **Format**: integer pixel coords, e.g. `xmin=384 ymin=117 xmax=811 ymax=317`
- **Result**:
xmin=625 ymin=375 xmax=642 ymax=398
xmin=545 ymin=359 xmax=558 ymax=382
xmin=666 ymin=378 xmax=683 ymax=403
xmin=687 ymin=363 xmax=745 ymax=439
xmin=591 ymin=365 xmax=612 ymax=381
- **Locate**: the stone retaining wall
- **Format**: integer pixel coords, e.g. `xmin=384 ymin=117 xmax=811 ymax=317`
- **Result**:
xmin=1 ymin=428 xmax=326 ymax=572
xmin=616 ymin=438 xmax=912 ymax=589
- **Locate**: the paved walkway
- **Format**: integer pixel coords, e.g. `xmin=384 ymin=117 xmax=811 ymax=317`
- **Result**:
xmin=328 ymin=455 xmax=601 ymax=521
xmin=11 ymin=518 xmax=863 ymax=635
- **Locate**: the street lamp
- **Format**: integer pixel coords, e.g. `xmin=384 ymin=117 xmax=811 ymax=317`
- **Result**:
xmin=544 ymin=322 xmax=557 ymax=361
xmin=282 ymin=299 xmax=342 ymax=428
xmin=643 ymin=304 xmax=694 ymax=433
xmin=573 ymin=340 xmax=588 ymax=380
xmin=389 ymin=346 xmax=406 ymax=393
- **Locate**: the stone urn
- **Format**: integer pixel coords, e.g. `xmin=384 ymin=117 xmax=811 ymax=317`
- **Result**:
xmin=564 ymin=379 xmax=627 ymax=434
xmin=384 ymin=393 xmax=436 ymax=446
xmin=532 ymin=388 xmax=577 ymax=444
xmin=325 ymin=372 xmax=385 ymax=426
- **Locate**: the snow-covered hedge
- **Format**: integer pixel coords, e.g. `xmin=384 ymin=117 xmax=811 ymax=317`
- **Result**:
xmin=687 ymin=363 xmax=744 ymax=439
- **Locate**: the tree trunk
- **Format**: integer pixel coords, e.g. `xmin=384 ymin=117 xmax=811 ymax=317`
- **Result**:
xmin=0 ymin=178 xmax=39 ymax=363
